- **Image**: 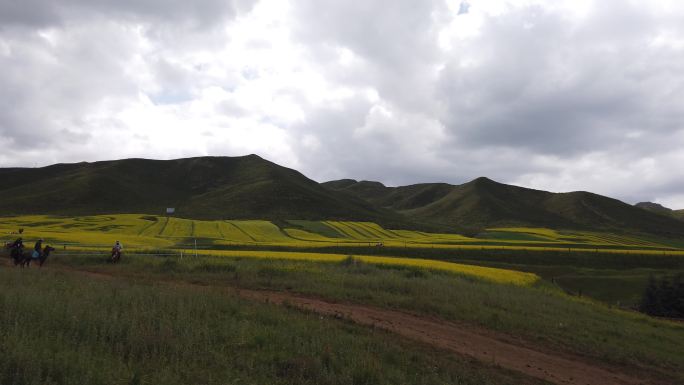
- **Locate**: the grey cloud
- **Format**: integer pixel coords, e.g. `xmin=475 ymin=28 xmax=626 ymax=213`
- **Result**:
xmin=0 ymin=0 xmax=60 ymax=27
xmin=286 ymin=0 xmax=684 ymax=206
xmin=435 ymin=2 xmax=684 ymax=159
xmin=0 ymin=23 xmax=140 ymax=149
xmin=0 ymin=0 xmax=254 ymax=162
xmin=290 ymin=0 xmax=446 ymax=114
xmin=0 ymin=0 xmax=253 ymax=29
xmin=2 ymin=0 xmax=684 ymax=208
xmin=458 ymin=2 xmax=470 ymax=15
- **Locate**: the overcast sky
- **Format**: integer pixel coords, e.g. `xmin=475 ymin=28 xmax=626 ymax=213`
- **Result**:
xmin=1 ymin=0 xmax=684 ymax=208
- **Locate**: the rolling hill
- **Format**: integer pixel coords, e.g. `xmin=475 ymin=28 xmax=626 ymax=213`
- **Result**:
xmin=0 ymin=155 xmax=405 ymax=225
xmin=636 ymin=201 xmax=684 ymax=222
xmin=324 ymin=177 xmax=684 ymax=237
xmin=635 ymin=201 xmax=672 ymax=215
xmin=1 ymin=155 xmax=683 ymax=237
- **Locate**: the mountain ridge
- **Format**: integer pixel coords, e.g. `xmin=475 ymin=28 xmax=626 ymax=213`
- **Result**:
xmin=324 ymin=177 xmax=684 ymax=237
xmin=1 ymin=155 xmax=683 ymax=237
xmin=0 ymin=155 xmax=409 ymax=227
xmin=635 ymin=201 xmax=684 ymax=222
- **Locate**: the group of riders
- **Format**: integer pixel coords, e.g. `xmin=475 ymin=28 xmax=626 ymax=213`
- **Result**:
xmin=5 ymin=237 xmax=124 ymax=267
xmin=5 ymin=237 xmax=55 ymax=267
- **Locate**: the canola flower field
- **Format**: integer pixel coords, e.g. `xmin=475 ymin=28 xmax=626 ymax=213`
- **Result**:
xmin=0 ymin=214 xmax=544 ymax=286
xmin=181 ymin=249 xmax=539 ymax=286
xmin=3 ymin=214 xmax=684 ymax=300
xmin=1 ymin=214 xmax=681 ymax=252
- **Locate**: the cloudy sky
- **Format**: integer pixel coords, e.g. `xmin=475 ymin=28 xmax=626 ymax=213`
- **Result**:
xmin=1 ymin=0 xmax=684 ymax=207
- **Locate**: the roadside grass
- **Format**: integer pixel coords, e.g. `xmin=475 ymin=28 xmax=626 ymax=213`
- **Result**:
xmin=0 ymin=268 xmax=544 ymax=385
xmin=48 ymin=254 xmax=684 ymax=381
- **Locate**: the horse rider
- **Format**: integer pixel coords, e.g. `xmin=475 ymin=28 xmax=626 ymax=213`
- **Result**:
xmin=111 ymin=240 xmax=123 ymax=260
xmin=33 ymin=239 xmax=43 ymax=260
xmin=8 ymin=237 xmax=24 ymax=259
xmin=10 ymin=237 xmax=23 ymax=249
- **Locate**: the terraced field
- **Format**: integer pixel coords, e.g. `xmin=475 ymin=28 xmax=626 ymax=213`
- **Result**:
xmin=2 ymin=214 xmax=683 ymax=325
xmin=2 ymin=214 xmax=682 ymax=253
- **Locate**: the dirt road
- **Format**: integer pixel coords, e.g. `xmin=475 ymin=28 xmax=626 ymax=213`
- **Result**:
xmin=2 ymin=261 xmax=670 ymax=385
xmin=236 ymin=288 xmax=661 ymax=385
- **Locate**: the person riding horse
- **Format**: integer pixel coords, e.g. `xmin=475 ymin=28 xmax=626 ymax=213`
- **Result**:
xmin=8 ymin=237 xmax=24 ymax=261
xmin=33 ymin=239 xmax=43 ymax=260
xmin=16 ymin=244 xmax=56 ymax=267
xmin=110 ymin=240 xmax=123 ymax=263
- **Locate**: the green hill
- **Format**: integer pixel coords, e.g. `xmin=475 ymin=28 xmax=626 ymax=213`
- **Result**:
xmin=324 ymin=177 xmax=684 ymax=237
xmin=0 ymin=155 xmax=403 ymax=224
xmin=2 ymin=156 xmax=683 ymax=237
xmin=636 ymin=201 xmax=684 ymax=222
xmin=635 ymin=201 xmax=672 ymax=216
xmin=676 ymin=210 xmax=684 ymax=221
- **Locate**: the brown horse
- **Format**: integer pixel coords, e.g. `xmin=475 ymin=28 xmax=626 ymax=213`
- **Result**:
xmin=15 ymin=245 xmax=56 ymax=268
xmin=5 ymin=242 xmax=24 ymax=265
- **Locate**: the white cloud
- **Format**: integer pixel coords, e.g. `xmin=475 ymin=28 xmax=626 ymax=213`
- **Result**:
xmin=1 ymin=0 xmax=684 ymax=208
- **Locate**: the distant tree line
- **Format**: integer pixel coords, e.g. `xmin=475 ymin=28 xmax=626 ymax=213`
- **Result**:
xmin=639 ymin=274 xmax=684 ymax=318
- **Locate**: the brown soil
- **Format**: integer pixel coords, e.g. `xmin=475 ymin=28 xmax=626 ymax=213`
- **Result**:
xmin=2 ymin=261 xmax=673 ymax=385
xmin=235 ymin=288 xmax=663 ymax=385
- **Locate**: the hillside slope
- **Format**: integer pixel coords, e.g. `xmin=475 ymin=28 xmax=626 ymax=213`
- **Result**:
xmin=0 ymin=155 xmax=401 ymax=223
xmin=325 ymin=178 xmax=684 ymax=237
xmin=2 ymin=156 xmax=682 ymax=236
xmin=636 ymin=202 xmax=684 ymax=222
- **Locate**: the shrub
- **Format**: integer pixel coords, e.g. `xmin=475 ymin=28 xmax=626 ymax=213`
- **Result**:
xmin=639 ymin=274 xmax=684 ymax=318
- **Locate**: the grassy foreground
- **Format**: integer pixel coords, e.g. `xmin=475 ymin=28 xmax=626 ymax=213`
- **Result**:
xmin=0 ymin=268 xmax=543 ymax=385
xmin=50 ymin=254 xmax=684 ymax=382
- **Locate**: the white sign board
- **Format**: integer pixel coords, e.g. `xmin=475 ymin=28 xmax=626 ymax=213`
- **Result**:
xmin=166 ymin=208 xmax=175 ymax=214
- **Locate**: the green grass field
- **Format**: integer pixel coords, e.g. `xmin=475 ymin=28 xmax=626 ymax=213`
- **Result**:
xmin=3 ymin=214 xmax=684 ymax=384
xmin=4 ymin=254 xmax=683 ymax=384
xmin=2 ymin=268 xmax=551 ymax=385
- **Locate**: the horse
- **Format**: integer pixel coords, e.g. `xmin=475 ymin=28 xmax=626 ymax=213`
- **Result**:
xmin=109 ymin=247 xmax=122 ymax=263
xmin=5 ymin=242 xmax=25 ymax=265
xmin=15 ymin=245 xmax=56 ymax=268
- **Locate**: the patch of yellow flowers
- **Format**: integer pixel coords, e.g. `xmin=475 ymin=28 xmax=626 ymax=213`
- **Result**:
xmin=185 ymin=249 xmax=539 ymax=286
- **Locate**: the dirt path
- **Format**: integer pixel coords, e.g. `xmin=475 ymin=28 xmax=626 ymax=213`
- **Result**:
xmin=235 ymin=288 xmax=659 ymax=385
xmin=2 ymin=261 xmax=669 ymax=385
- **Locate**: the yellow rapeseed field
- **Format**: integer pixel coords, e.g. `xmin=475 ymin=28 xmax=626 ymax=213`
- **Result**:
xmin=181 ymin=249 xmax=539 ymax=286
xmin=1 ymin=214 xmax=681 ymax=257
